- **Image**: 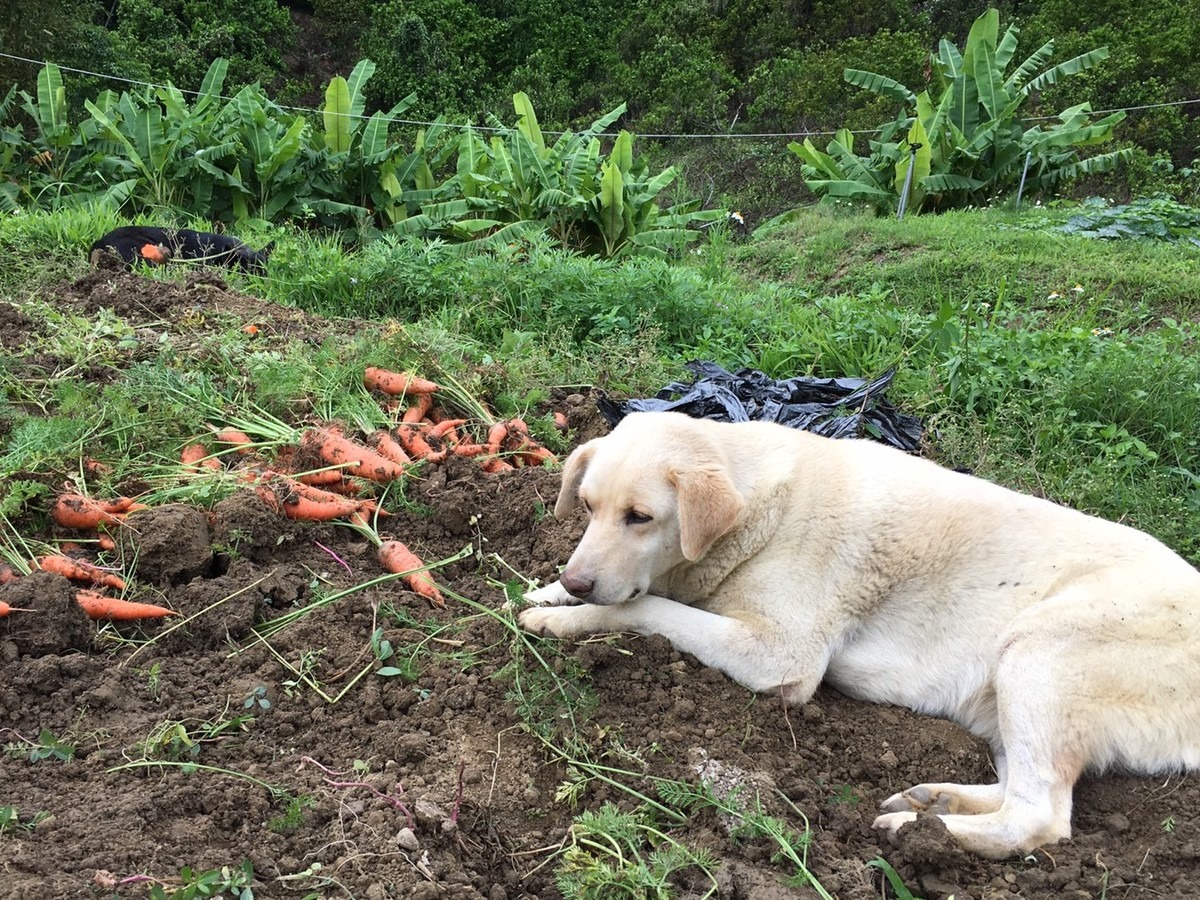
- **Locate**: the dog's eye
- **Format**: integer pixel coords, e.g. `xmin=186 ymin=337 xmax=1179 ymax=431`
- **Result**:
xmin=625 ymin=510 xmax=652 ymax=525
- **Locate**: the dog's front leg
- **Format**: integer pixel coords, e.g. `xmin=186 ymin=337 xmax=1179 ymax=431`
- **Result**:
xmin=519 ymin=595 xmax=822 ymax=703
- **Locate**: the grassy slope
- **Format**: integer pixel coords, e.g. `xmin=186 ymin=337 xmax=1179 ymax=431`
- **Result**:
xmin=2 ymin=206 xmax=1198 ymax=563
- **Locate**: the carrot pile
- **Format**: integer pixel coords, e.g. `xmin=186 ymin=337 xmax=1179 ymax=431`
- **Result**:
xmin=26 ymin=365 xmax=567 ymax=615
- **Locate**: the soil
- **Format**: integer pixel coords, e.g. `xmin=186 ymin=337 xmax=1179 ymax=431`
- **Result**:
xmin=2 ymin=268 xmax=1197 ymax=900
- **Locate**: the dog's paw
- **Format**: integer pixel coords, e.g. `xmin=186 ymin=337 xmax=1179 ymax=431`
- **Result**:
xmin=519 ymin=605 xmax=586 ymax=638
xmin=520 ymin=580 xmax=575 ymax=608
xmin=880 ymin=785 xmax=940 ymax=814
xmin=872 ymin=810 xmax=919 ymax=839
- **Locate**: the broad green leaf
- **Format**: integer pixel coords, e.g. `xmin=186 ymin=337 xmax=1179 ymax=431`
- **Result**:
xmin=513 ymin=92 xmax=545 ymax=154
xmin=1004 ymin=39 xmax=1056 ymax=93
xmin=611 ymin=130 xmax=633 ymax=173
xmin=346 ymin=59 xmax=376 ymax=122
xmin=36 ymin=63 xmax=67 ymax=142
xmin=599 ymin=160 xmax=625 ymax=255
xmin=962 ymin=8 xmax=999 ymax=75
xmin=995 ymin=24 xmax=1020 ymax=73
xmin=196 ymin=58 xmax=228 ymax=115
xmin=972 ymin=39 xmax=1010 ymax=121
xmin=1023 ymin=47 xmax=1110 ymax=94
xmin=844 ymin=68 xmax=916 ymax=105
xmin=361 ymin=113 xmax=389 ymax=161
xmin=323 ymin=77 xmax=353 ymax=153
xmin=921 ymin=173 xmax=984 ymax=192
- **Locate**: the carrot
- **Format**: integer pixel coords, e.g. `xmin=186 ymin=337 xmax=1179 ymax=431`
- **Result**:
xmin=451 ymin=442 xmax=488 ymax=458
xmin=213 ymin=428 xmax=255 ymax=454
xmin=51 ymin=493 xmax=142 ymax=530
xmin=302 ymin=427 xmax=405 ymax=483
xmin=256 ymin=476 xmax=364 ymax=521
xmin=97 ymin=533 xmax=117 ymax=552
xmin=181 ymin=442 xmax=222 ymax=472
xmin=554 ymin=411 xmax=569 ymax=432
xmin=0 ymin=564 xmax=21 ymax=584
xmin=37 ymin=554 xmax=128 ymax=591
xmin=363 ymin=367 xmax=440 ymax=396
xmin=140 ymin=243 xmax=169 ymax=264
xmin=378 ymin=540 xmax=444 ymax=607
xmin=484 ymin=422 xmax=510 ymax=455
xmin=83 ymin=458 xmax=113 ymax=477
xmin=0 ymin=601 xmax=37 ymax=616
xmin=75 ymin=590 xmax=177 ymax=620
xmin=401 ymin=392 xmax=434 ymax=424
xmin=518 ymin=443 xmax=558 ymax=467
xmin=295 ymin=467 xmax=349 ymax=486
xmin=367 ymin=429 xmax=411 ymax=466
xmin=481 ymin=457 xmax=515 ymax=474
xmin=428 ymin=419 xmax=466 ymax=441
xmin=395 ymin=424 xmax=439 ymax=461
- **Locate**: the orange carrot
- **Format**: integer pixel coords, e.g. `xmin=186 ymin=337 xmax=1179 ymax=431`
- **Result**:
xmin=484 ymin=422 xmax=509 ymax=455
xmin=302 ymin=428 xmax=405 ymax=483
xmin=401 ymin=392 xmax=434 ymax=424
xmin=554 ymin=411 xmax=569 ymax=432
xmin=256 ymin=476 xmax=364 ymax=521
xmin=213 ymin=428 xmax=255 ymax=454
xmin=75 ymin=590 xmax=177 ymax=620
xmin=519 ymin=443 xmax=558 ymax=467
xmin=140 ymin=243 xmax=169 ymax=264
xmin=0 ymin=564 xmax=20 ymax=584
xmin=37 ymin=554 xmax=127 ymax=591
xmin=83 ymin=458 xmax=113 ymax=477
xmin=395 ymin=424 xmax=438 ymax=461
xmin=295 ymin=467 xmax=349 ymax=486
xmin=0 ymin=601 xmax=36 ymax=616
xmin=451 ymin=442 xmax=488 ymax=458
xmin=51 ymin=493 xmax=143 ymax=530
xmin=363 ymin=367 xmax=440 ymax=396
xmin=378 ymin=540 xmax=444 ymax=607
xmin=181 ymin=442 xmax=222 ymax=472
xmin=428 ymin=419 xmax=466 ymax=441
xmin=367 ymin=429 xmax=411 ymax=466
xmin=481 ymin=457 xmax=515 ymax=474
xmin=97 ymin=534 xmax=117 ymax=552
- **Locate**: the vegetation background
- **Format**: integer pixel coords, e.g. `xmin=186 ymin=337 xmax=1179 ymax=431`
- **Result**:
xmin=3 ymin=0 xmax=1198 ymax=222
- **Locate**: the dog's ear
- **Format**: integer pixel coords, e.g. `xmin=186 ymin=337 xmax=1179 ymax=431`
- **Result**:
xmin=670 ymin=465 xmax=744 ymax=561
xmin=554 ymin=441 xmax=597 ymax=519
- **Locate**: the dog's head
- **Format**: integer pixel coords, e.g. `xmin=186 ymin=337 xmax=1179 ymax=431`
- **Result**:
xmin=553 ymin=412 xmax=745 ymax=605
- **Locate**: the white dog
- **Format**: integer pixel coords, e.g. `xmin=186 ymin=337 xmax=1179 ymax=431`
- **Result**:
xmin=520 ymin=411 xmax=1200 ymax=859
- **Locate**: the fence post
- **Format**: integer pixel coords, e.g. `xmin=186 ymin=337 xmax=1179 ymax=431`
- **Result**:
xmin=897 ymin=144 xmax=920 ymax=221
xmin=1015 ymin=150 xmax=1033 ymax=212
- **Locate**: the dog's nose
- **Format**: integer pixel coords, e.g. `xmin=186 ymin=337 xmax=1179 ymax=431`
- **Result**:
xmin=560 ymin=571 xmax=594 ymax=598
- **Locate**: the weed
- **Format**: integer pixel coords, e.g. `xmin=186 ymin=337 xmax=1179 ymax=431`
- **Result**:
xmin=4 ymin=728 xmax=76 ymax=763
xmin=242 ymin=686 xmax=272 ymax=713
xmin=0 ymin=805 xmax=48 ymax=834
xmin=268 ymin=794 xmax=316 ymax=834
xmin=148 ymin=860 xmax=256 ymax=900
xmin=868 ymin=857 xmax=926 ymax=900
xmin=1163 ymin=815 xmax=1178 ymax=833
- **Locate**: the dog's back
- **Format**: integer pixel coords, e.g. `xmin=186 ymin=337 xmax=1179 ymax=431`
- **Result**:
xmin=89 ymin=226 xmax=172 ymax=267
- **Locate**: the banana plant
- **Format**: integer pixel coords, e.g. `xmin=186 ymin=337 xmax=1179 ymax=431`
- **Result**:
xmin=792 ymin=8 xmax=1130 ymax=213
xmin=399 ymin=93 xmax=720 ymax=257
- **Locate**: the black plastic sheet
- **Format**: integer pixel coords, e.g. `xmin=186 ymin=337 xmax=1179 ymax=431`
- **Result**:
xmin=596 ymin=360 xmax=924 ymax=452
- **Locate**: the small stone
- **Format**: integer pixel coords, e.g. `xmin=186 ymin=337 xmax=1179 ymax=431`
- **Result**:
xmin=879 ymin=749 xmax=899 ymax=770
xmin=395 ymin=827 xmax=419 ymax=851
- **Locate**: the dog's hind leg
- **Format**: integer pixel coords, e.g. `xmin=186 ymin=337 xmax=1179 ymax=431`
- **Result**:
xmin=875 ymin=628 xmax=1085 ymax=858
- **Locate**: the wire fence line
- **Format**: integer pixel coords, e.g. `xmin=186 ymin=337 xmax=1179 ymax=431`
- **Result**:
xmin=4 ymin=50 xmax=1199 ymax=145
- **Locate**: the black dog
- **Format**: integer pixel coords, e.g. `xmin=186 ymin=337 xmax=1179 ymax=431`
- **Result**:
xmin=90 ymin=226 xmax=273 ymax=274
